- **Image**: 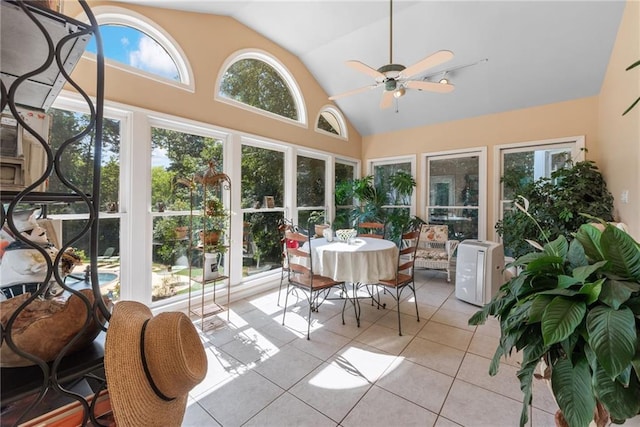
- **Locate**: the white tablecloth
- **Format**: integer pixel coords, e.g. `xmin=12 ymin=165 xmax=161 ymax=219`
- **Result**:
xmin=304 ymin=237 xmax=398 ymax=284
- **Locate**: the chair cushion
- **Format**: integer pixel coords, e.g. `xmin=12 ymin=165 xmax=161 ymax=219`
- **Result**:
xmin=416 ymin=248 xmax=448 ymax=260
xmin=419 ymin=224 xmax=448 ymax=243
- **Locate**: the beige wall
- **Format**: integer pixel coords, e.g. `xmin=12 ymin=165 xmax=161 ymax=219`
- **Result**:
xmin=363 ymin=96 xmax=600 ymax=240
xmin=598 ymin=0 xmax=640 ymax=238
xmin=67 ymin=1 xmax=362 ymax=158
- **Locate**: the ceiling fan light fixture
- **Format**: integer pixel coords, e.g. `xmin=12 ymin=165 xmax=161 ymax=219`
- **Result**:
xmin=439 ymin=78 xmax=449 ymax=85
xmin=393 ymin=87 xmax=406 ymax=98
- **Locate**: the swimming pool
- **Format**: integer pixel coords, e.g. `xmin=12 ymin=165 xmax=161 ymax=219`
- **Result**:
xmin=65 ymin=272 xmax=118 ymax=287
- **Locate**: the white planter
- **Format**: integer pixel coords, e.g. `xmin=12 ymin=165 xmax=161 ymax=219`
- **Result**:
xmin=203 ymin=252 xmax=220 ymax=281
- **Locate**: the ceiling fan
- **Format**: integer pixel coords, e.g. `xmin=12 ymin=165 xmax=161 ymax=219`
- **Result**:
xmin=329 ymin=0 xmax=455 ymax=109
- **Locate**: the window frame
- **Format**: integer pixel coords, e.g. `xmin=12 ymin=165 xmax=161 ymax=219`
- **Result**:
xmin=315 ymin=105 xmax=348 ymax=140
xmin=80 ymin=6 xmax=194 ymax=91
xmin=422 ymin=148 xmax=487 ymax=241
xmin=215 ymin=49 xmax=307 ymax=128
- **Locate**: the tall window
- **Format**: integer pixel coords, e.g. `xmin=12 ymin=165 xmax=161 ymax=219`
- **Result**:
xmin=297 ymin=155 xmax=326 ymax=230
xmin=86 ymin=8 xmax=191 ymax=85
xmin=426 ymin=152 xmax=483 ymax=240
xmin=240 ymin=143 xmax=285 ymax=278
xmin=46 ymin=107 xmax=122 ymax=301
xmin=372 ymin=159 xmax=414 ymax=217
xmin=334 ymin=160 xmax=356 ymax=229
xmin=149 ymin=127 xmax=224 ymax=302
xmin=218 ymin=51 xmax=305 ymax=124
xmin=497 ymin=137 xmax=584 ymax=253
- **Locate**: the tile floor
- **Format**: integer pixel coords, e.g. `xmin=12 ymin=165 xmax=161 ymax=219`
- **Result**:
xmin=182 ymin=270 xmax=560 ymax=427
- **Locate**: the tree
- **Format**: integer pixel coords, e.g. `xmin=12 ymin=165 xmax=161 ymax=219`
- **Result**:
xmin=219 ymin=59 xmax=297 ymax=120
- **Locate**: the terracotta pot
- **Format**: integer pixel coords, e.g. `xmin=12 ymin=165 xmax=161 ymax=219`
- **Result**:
xmin=199 ymin=230 xmax=220 ymax=245
xmin=315 ymin=224 xmax=329 ymax=238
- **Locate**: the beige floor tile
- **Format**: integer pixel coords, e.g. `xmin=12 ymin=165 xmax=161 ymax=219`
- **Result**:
xmin=473 ymin=316 xmax=502 ymax=338
xmin=398 ymin=300 xmax=438 ymax=320
xmin=375 ymin=309 xmax=425 ymax=336
xmin=321 ymin=310 xmax=374 ymax=339
xmin=341 ymin=385 xmax=438 ymax=427
xmin=243 ymin=392 xmax=336 ymax=427
xmin=456 ymin=353 xmax=522 ymax=401
xmin=219 ymin=327 xmax=281 ymax=365
xmin=376 ymin=359 xmax=454 ymax=414
xmin=531 ymin=407 xmax=556 ymax=427
xmin=197 ymin=370 xmax=284 ymax=427
xmin=440 ymin=380 xmax=525 ymax=427
xmin=253 ymin=343 xmax=324 ymax=389
xmin=434 ymin=416 xmax=463 ymax=427
xmin=431 ymin=308 xmax=477 ymax=332
xmin=401 ymin=336 xmax=465 ymax=377
xmin=182 ymin=401 xmax=220 ymax=427
xmin=354 ymin=324 xmax=414 ymax=355
xmin=440 ymin=296 xmax=483 ymax=315
xmin=289 ymin=361 xmax=372 ymax=423
xmin=531 ymin=373 xmax=558 ymax=414
xmin=418 ymin=321 xmax=473 ymax=352
xmin=291 ymin=328 xmax=352 ymax=360
xmin=189 ymin=346 xmax=245 ymax=399
xmin=329 ymin=341 xmax=398 ymax=383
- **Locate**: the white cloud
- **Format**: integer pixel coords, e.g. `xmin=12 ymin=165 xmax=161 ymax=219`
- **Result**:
xmin=129 ymin=35 xmax=177 ymax=78
xmin=120 ymin=36 xmax=129 ymax=47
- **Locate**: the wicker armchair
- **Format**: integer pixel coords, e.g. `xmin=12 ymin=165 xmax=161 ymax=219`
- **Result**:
xmin=415 ymin=224 xmax=459 ymax=282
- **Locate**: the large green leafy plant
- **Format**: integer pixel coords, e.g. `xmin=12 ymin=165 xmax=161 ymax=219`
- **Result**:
xmin=471 ymin=201 xmax=640 ymax=427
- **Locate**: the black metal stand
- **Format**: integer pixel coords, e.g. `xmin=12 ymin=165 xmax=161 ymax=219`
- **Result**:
xmin=0 ymin=1 xmax=107 ymax=425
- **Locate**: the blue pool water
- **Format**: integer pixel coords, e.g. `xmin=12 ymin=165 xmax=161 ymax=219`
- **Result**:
xmin=65 ymin=272 xmax=118 ymax=286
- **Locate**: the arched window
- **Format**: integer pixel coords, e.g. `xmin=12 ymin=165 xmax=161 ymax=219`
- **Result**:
xmin=85 ymin=7 xmax=193 ymax=87
xmin=217 ymin=50 xmax=306 ymax=125
xmin=316 ymin=105 xmax=347 ymax=139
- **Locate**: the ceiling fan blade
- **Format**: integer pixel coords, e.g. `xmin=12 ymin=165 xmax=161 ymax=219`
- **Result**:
xmin=329 ymin=83 xmax=381 ymax=101
xmin=346 ymin=60 xmax=385 ymax=80
xmin=380 ymin=90 xmax=395 ymax=109
xmin=405 ymin=80 xmax=455 ymax=93
xmin=400 ymin=50 xmax=454 ymax=79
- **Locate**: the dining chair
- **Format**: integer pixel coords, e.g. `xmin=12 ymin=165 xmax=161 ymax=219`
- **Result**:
xmin=376 ymin=228 xmax=421 ymax=336
xmin=276 ymin=218 xmax=295 ymax=306
xmin=282 ymin=229 xmax=345 ymax=339
xmin=357 ymin=221 xmax=385 ymax=239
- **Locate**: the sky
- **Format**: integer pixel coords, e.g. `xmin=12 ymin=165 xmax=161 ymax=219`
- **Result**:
xmin=87 ymin=25 xmax=179 ymax=82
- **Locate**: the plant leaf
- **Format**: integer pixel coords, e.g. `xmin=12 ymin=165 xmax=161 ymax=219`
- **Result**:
xmin=572 ymin=261 xmax=608 ymax=283
xmin=557 ymin=275 xmax=581 ymax=289
xmin=623 ymin=97 xmax=640 ymax=116
xmin=578 ymin=278 xmax=604 ymax=305
xmin=627 ymin=59 xmax=640 ymax=71
xmin=593 ymin=364 xmax=640 ymax=421
xmin=526 ymin=255 xmax=564 ymax=274
xmin=599 ymin=279 xmax=639 ymax=309
xmin=575 ymin=224 xmax=604 ymax=262
xmin=551 ymin=357 xmax=596 ymax=427
xmin=567 ymin=239 xmax=588 ymax=269
xmin=587 ymin=306 xmax=636 ymax=378
xmin=600 ymin=226 xmax=640 ymax=280
xmin=529 ymin=295 xmax=553 ymax=323
xmin=541 ymin=297 xmax=586 ymax=346
xmin=544 ymin=235 xmax=569 ymax=258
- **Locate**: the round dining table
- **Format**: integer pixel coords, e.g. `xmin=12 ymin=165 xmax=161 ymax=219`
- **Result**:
xmin=306 ymin=237 xmax=399 ymax=284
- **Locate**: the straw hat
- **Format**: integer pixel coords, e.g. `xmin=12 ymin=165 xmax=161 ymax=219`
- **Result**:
xmin=104 ymin=301 xmax=207 ymax=426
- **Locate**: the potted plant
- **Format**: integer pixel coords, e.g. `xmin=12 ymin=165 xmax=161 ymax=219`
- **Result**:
xmin=199 ymin=196 xmax=229 ymax=246
xmin=496 ymin=160 xmax=614 ymax=258
xmin=470 ymin=198 xmax=640 ymax=427
xmin=308 ymin=210 xmax=330 ymax=237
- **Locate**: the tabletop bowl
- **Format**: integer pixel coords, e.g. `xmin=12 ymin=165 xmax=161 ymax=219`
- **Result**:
xmin=335 ymin=228 xmax=357 ymax=242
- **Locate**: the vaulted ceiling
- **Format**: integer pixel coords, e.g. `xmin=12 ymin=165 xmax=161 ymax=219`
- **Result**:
xmin=115 ymin=1 xmax=626 ymax=137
